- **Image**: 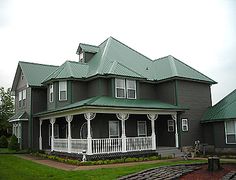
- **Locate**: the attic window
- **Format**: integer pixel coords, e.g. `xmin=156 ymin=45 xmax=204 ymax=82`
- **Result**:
xmin=79 ymin=52 xmax=84 ymax=61
xmin=21 ymin=72 xmax=24 ymax=80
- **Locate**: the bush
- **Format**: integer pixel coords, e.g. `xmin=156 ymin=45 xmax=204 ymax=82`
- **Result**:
xmin=8 ymin=135 xmax=20 ymax=151
xmin=0 ymin=135 xmax=8 ymax=148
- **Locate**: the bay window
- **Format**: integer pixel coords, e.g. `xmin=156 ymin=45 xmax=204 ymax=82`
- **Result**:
xmin=49 ymin=84 xmax=54 ymax=102
xmin=225 ymin=120 xmax=236 ymax=144
xmin=115 ymin=78 xmax=136 ymax=99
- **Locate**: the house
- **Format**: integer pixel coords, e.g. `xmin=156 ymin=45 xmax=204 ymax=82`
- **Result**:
xmin=9 ymin=37 xmax=216 ymax=158
xmin=201 ymin=89 xmax=236 ymax=154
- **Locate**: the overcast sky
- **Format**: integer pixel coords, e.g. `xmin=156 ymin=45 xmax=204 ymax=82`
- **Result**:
xmin=0 ymin=0 xmax=235 ymax=105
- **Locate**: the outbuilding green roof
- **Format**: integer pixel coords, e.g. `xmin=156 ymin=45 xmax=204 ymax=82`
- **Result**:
xmin=36 ymin=96 xmax=186 ymax=116
xmin=201 ymin=89 xmax=236 ymax=123
xmin=79 ymin=43 xmax=99 ymax=53
xmin=44 ymin=37 xmax=216 ymax=84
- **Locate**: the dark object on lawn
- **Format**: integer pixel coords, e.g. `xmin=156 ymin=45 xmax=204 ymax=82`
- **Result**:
xmin=0 ymin=135 xmax=8 ymax=148
xmin=8 ymin=135 xmax=20 ymax=150
xmin=208 ymin=156 xmax=221 ymax=171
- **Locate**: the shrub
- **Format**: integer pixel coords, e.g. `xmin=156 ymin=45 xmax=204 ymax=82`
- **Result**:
xmin=0 ymin=135 xmax=8 ymax=148
xmin=8 ymin=135 xmax=20 ymax=150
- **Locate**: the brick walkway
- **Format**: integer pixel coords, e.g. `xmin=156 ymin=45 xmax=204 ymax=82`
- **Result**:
xmin=118 ymin=165 xmax=201 ymax=180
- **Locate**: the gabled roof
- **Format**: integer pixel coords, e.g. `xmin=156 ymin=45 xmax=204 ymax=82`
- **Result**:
xmin=8 ymin=111 xmax=28 ymax=122
xmin=78 ymin=43 xmax=99 ymax=53
xmin=35 ymin=96 xmax=187 ymax=117
xmin=202 ymin=89 xmax=236 ymax=123
xmin=12 ymin=61 xmax=58 ymax=90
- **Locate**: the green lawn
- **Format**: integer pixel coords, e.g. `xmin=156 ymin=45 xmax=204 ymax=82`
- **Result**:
xmin=0 ymin=155 xmax=206 ymax=180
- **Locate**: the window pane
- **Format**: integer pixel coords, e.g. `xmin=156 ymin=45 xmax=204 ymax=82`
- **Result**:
xmin=117 ymin=88 xmax=125 ymax=98
xmin=60 ymin=91 xmax=67 ymax=100
xmin=116 ymin=79 xmax=125 ymax=88
xmin=138 ymin=121 xmax=146 ymax=136
xmin=23 ymin=90 xmax=26 ymax=99
xmin=226 ymin=121 xmax=235 ymax=134
xmin=227 ymin=134 xmax=236 ymax=143
xmin=109 ymin=121 xmax=119 ymax=137
xmin=127 ymin=80 xmax=136 ymax=89
xmin=59 ymin=81 xmax=67 ymax=91
xmin=127 ymin=89 xmax=136 ymax=99
xmin=19 ymin=91 xmax=22 ymax=101
xmin=59 ymin=81 xmax=67 ymax=100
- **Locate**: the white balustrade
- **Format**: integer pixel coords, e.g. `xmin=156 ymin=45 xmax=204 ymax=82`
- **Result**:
xmin=126 ymin=136 xmax=153 ymax=151
xmin=71 ymin=139 xmax=88 ymax=153
xmin=53 ymin=138 xmax=68 ymax=152
xmin=92 ymin=138 xmax=122 ymax=154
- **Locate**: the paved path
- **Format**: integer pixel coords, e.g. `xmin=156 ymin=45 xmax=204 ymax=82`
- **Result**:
xmin=118 ymin=165 xmax=201 ymax=180
xmin=15 ymin=154 xmax=185 ymax=171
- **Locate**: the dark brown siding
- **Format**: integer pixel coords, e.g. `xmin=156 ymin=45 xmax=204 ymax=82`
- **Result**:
xmin=177 ymin=80 xmax=212 ymax=146
xmin=72 ymin=81 xmax=88 ymax=103
xmin=139 ymin=82 xmax=157 ymax=100
xmin=21 ymin=121 xmax=28 ymax=149
xmin=32 ymin=88 xmax=47 ymax=114
xmin=156 ymin=81 xmax=176 ymax=105
xmin=202 ymin=123 xmax=215 ymax=145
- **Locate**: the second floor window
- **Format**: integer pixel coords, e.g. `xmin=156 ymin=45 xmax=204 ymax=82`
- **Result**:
xmin=19 ymin=91 xmax=22 ymax=108
xmin=18 ymin=89 xmax=26 ymax=108
xmin=59 ymin=81 xmax=67 ymax=101
xmin=22 ymin=89 xmax=26 ymax=107
xmin=115 ymin=78 xmax=136 ymax=99
xmin=49 ymin=84 xmax=54 ymax=102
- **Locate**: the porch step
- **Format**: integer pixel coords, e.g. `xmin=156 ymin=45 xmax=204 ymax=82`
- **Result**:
xmin=156 ymin=147 xmax=184 ymax=158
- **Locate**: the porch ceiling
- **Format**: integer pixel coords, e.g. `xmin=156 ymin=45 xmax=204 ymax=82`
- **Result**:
xmin=36 ymin=96 xmax=187 ymax=119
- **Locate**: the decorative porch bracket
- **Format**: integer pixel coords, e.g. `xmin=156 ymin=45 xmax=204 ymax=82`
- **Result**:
xmin=172 ymin=114 xmax=179 ymax=148
xmin=84 ymin=113 xmax=96 ymax=155
xmin=147 ymin=114 xmax=158 ymax=150
xmin=39 ymin=119 xmax=43 ymax=150
xmin=66 ymin=115 xmax=73 ymax=153
xmin=50 ymin=118 xmax=56 ymax=151
xmin=116 ymin=113 xmax=129 ymax=152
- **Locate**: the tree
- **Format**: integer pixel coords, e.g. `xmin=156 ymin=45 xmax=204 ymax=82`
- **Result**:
xmin=0 ymin=87 xmax=14 ymax=136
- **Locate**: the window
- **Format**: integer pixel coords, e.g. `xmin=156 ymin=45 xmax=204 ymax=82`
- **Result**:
xmin=19 ymin=91 xmax=22 ymax=108
xmin=22 ymin=89 xmax=26 ymax=107
xmin=225 ymin=120 xmax=236 ymax=144
xmin=115 ymin=79 xmax=126 ymax=98
xmin=59 ymin=81 xmax=67 ymax=101
xmin=137 ymin=121 xmax=147 ymax=137
xmin=115 ymin=78 xmax=136 ymax=99
xmin=79 ymin=52 xmax=83 ymax=61
xmin=49 ymin=84 xmax=54 ymax=102
xmin=127 ymin=80 xmax=136 ymax=99
xmin=167 ymin=120 xmax=174 ymax=132
xmin=21 ymin=72 xmax=24 ymax=80
xmin=182 ymin=118 xmax=188 ymax=131
xmin=109 ymin=121 xmax=119 ymax=138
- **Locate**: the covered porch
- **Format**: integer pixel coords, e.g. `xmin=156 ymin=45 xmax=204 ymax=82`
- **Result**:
xmin=37 ymin=96 xmax=184 ymax=155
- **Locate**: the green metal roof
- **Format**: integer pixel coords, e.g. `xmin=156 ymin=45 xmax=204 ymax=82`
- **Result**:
xmin=201 ymin=89 xmax=236 ymax=123
xmin=8 ymin=111 xmax=28 ymax=121
xmin=36 ymin=96 xmax=186 ymax=116
xmin=79 ymin=43 xmax=99 ymax=53
xmin=43 ymin=61 xmax=89 ymax=82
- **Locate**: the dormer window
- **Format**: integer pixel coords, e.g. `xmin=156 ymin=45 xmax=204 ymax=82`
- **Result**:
xmin=49 ymin=84 xmax=54 ymax=102
xmin=59 ymin=81 xmax=67 ymax=101
xmin=79 ymin=52 xmax=84 ymax=62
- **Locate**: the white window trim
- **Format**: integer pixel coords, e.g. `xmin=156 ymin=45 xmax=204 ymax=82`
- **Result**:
xmin=225 ymin=120 xmax=236 ymax=144
xmin=137 ymin=121 xmax=147 ymax=137
xmin=49 ymin=84 xmax=54 ymax=102
xmin=115 ymin=78 xmax=126 ymax=98
xmin=126 ymin=79 xmax=136 ymax=99
xmin=167 ymin=120 xmax=174 ymax=132
xmin=79 ymin=52 xmax=84 ymax=61
xmin=182 ymin=118 xmax=189 ymax=131
xmin=109 ymin=121 xmax=120 ymax=138
xmin=59 ymin=81 xmax=67 ymax=101
xmin=22 ymin=89 xmax=26 ymax=100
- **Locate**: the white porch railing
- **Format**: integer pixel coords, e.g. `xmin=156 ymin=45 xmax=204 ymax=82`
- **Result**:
xmin=53 ymin=137 xmax=153 ymax=154
xmin=92 ymin=138 xmax=122 ymax=154
xmin=54 ymin=138 xmax=68 ymax=152
xmin=71 ymin=139 xmax=87 ymax=153
xmin=126 ymin=136 xmax=153 ymax=151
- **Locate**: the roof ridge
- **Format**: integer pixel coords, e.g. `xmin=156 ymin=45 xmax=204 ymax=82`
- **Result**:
xmin=108 ymin=36 xmax=153 ymax=62
xmin=19 ymin=61 xmax=59 ymax=67
xmin=168 ymin=56 xmax=178 ymax=76
xmin=80 ymin=43 xmax=99 ymax=48
xmin=153 ymin=55 xmax=171 ymax=61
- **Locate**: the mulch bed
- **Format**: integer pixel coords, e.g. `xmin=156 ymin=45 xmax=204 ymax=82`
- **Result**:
xmin=180 ymin=164 xmax=236 ymax=180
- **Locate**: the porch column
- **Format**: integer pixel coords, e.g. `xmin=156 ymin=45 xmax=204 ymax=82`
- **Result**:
xmin=172 ymin=114 xmax=179 ymax=148
xmin=116 ymin=113 xmax=129 ymax=152
xmin=39 ymin=119 xmax=42 ymax=150
xmin=147 ymin=114 xmax=158 ymax=150
xmin=50 ymin=118 xmax=56 ymax=151
xmin=66 ymin=115 xmax=73 ymax=153
xmin=84 ymin=113 xmax=96 ymax=155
